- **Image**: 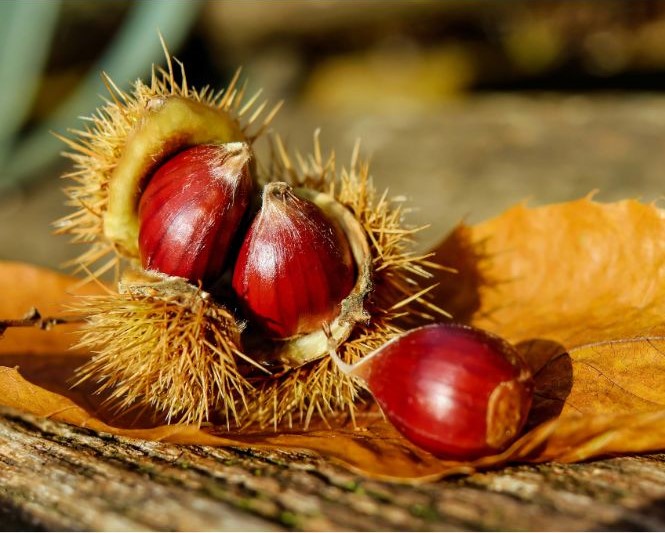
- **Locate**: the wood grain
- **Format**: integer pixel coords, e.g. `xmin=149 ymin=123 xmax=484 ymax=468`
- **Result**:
xmin=0 ymin=406 xmax=663 ymax=531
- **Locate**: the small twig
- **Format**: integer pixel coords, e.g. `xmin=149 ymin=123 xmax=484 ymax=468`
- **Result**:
xmin=0 ymin=308 xmax=84 ymax=336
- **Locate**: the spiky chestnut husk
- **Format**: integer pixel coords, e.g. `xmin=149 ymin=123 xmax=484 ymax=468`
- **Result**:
xmin=58 ymin=47 xmax=447 ymax=427
xmin=71 ymin=270 xmax=257 ymax=425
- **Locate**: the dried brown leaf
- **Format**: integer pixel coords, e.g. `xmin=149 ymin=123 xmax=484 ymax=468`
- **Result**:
xmin=431 ymin=197 xmax=665 ymax=464
xmin=0 ymin=262 xmax=98 ymax=356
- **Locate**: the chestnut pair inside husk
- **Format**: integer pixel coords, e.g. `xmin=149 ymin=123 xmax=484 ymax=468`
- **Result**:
xmin=137 ymin=141 xmax=372 ymax=367
xmin=59 ymin=53 xmax=446 ymax=429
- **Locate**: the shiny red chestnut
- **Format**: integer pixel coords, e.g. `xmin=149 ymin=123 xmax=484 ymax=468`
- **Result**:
xmin=138 ymin=142 xmax=253 ymax=286
xmin=231 ymin=182 xmax=355 ymax=338
xmin=328 ymin=323 xmax=534 ymax=459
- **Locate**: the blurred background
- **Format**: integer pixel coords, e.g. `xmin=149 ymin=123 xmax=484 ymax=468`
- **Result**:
xmin=2 ymin=0 xmax=665 ymax=270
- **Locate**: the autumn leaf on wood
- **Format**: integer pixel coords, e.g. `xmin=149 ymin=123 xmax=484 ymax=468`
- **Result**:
xmin=1 ymin=197 xmax=665 ymax=481
xmin=431 ymin=197 xmax=665 ymax=462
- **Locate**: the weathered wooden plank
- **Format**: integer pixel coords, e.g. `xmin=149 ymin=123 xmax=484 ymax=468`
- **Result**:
xmin=0 ymin=406 xmax=663 ymax=531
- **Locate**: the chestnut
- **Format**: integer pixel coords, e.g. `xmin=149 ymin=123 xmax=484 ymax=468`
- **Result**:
xmin=232 ymin=182 xmax=356 ymax=339
xmin=328 ymin=323 xmax=534 ymax=459
xmin=138 ymin=142 xmax=253 ymax=286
